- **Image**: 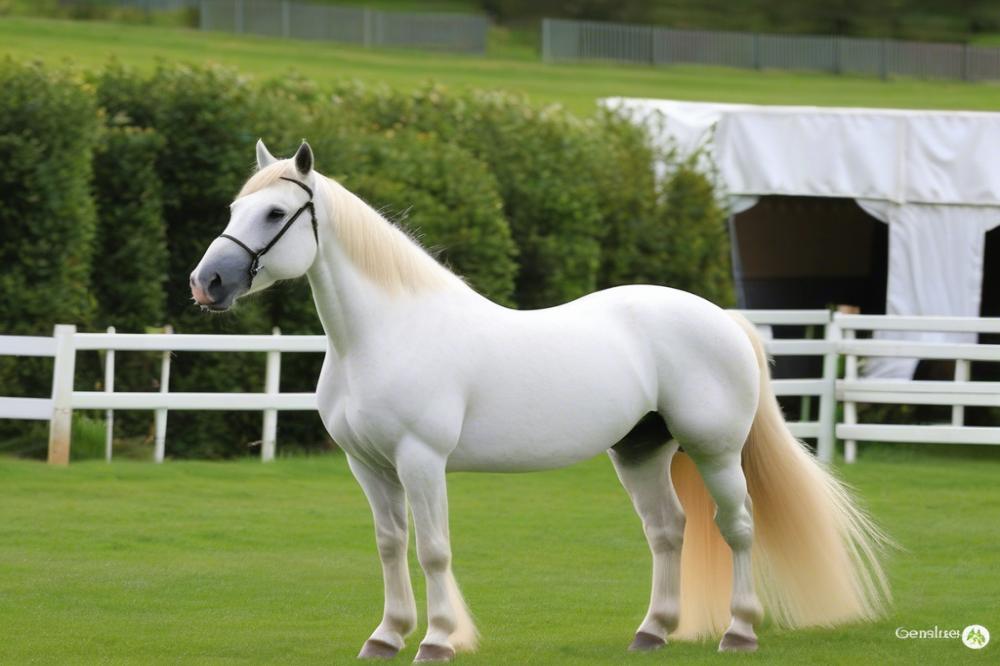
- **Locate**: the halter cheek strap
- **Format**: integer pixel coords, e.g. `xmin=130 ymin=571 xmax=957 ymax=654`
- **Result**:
xmin=219 ymin=176 xmax=318 ymax=283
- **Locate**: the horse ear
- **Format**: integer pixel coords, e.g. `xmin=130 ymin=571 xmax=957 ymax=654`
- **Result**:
xmin=256 ymin=139 xmax=277 ymax=170
xmin=294 ymin=140 xmax=313 ymax=176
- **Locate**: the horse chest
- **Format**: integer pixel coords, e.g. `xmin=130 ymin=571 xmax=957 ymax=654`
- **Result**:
xmin=315 ymin=352 xmax=462 ymax=457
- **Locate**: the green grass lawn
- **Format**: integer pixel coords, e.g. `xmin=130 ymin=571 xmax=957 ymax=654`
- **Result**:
xmin=0 ymin=451 xmax=996 ymax=664
xmin=4 ymin=17 xmax=1000 ymax=115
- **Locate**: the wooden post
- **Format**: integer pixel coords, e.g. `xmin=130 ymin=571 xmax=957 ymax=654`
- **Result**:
xmin=153 ymin=325 xmax=173 ymax=464
xmin=47 ymin=324 xmax=77 ymax=465
xmin=261 ymin=327 xmax=281 ymax=462
xmin=816 ymin=317 xmax=840 ymax=463
xmin=843 ymin=327 xmax=858 ymax=463
xmin=104 ymin=326 xmax=116 ymax=463
xmin=952 ymin=358 xmax=970 ymax=426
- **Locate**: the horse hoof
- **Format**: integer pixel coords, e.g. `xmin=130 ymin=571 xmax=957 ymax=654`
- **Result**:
xmin=718 ymin=630 xmax=758 ymax=653
xmin=359 ymin=639 xmax=400 ymax=659
xmin=628 ymin=631 xmax=666 ymax=652
xmin=414 ymin=643 xmax=455 ymax=662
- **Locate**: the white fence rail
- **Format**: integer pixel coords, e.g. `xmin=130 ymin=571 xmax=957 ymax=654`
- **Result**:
xmin=2 ymin=312 xmax=998 ymax=465
xmin=835 ymin=314 xmax=1000 ymax=462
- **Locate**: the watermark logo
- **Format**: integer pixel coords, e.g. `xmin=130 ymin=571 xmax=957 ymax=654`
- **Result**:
xmin=895 ymin=624 xmax=990 ymax=650
xmin=962 ymin=625 xmax=990 ymax=650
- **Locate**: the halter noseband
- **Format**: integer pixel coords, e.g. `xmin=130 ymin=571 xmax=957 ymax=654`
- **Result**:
xmin=219 ymin=176 xmax=318 ymax=283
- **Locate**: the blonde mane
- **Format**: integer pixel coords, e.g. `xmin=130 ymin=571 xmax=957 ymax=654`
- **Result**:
xmin=239 ymin=161 xmax=464 ymax=295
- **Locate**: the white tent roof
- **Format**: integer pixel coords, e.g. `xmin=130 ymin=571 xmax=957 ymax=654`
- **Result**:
xmin=604 ymin=98 xmax=1000 ymax=206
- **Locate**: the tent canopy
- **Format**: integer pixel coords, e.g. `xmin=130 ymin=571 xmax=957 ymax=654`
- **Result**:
xmin=606 ymin=98 xmax=1000 ymax=206
xmin=606 ymin=98 xmax=1000 ymax=378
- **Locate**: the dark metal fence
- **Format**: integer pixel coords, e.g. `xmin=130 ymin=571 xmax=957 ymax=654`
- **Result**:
xmin=199 ymin=0 xmax=489 ymax=53
xmin=542 ymin=18 xmax=1000 ymax=81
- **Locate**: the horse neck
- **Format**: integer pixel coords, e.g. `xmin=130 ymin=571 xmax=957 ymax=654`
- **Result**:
xmin=304 ymin=179 xmax=466 ymax=356
xmin=306 ymin=220 xmax=380 ymax=357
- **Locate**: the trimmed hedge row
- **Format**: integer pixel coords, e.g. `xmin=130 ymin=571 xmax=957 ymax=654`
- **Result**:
xmin=0 ymin=59 xmax=734 ymax=458
xmin=0 ymin=60 xmax=99 ymax=451
xmin=91 ymin=124 xmax=168 ymax=332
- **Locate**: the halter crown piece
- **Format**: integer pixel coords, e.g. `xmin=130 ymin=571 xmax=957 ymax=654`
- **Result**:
xmin=219 ymin=176 xmax=319 ymax=283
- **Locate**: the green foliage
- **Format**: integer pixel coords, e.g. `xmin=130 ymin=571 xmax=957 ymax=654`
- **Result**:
xmin=70 ymin=414 xmax=106 ymax=461
xmin=0 ymin=59 xmax=98 ymax=334
xmin=0 ymin=1 xmax=199 ymax=27
xmin=91 ymin=125 xmax=168 ymax=332
xmin=481 ymin=0 xmax=652 ymax=23
xmin=481 ymin=0 xmax=1000 ymax=43
xmin=0 ymin=59 xmax=98 ymax=438
xmin=587 ymin=109 xmax=659 ymax=289
xmin=626 ymin=161 xmax=734 ymax=306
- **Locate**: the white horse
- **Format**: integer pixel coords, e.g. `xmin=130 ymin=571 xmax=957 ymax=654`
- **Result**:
xmin=191 ymin=141 xmax=890 ymax=662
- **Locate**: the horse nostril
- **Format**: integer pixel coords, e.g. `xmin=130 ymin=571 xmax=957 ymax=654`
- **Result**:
xmin=209 ymin=273 xmax=222 ymax=290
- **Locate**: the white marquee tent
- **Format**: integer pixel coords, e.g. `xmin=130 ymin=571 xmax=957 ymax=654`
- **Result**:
xmin=607 ymin=98 xmax=1000 ymax=378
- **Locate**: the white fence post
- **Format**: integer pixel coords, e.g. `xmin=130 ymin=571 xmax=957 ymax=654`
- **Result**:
xmin=800 ymin=325 xmax=815 ymax=421
xmin=817 ymin=316 xmax=840 ymax=463
xmin=952 ymin=358 xmax=970 ymax=426
xmin=47 ymin=324 xmax=77 ymax=465
xmin=842 ymin=327 xmax=858 ymax=463
xmin=153 ymin=325 xmax=173 ymax=463
xmin=261 ymin=327 xmax=281 ymax=462
xmin=281 ymin=0 xmax=290 ymax=38
xmin=104 ymin=326 xmax=116 ymax=462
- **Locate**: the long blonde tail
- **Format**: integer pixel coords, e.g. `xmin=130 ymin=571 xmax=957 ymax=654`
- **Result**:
xmin=672 ymin=313 xmax=891 ymax=640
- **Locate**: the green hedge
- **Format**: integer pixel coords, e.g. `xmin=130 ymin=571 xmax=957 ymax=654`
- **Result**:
xmin=91 ymin=125 xmax=167 ymax=332
xmin=0 ymin=59 xmax=99 ymax=450
xmin=0 ymin=59 xmax=98 ymax=335
xmin=651 ymin=163 xmax=733 ymax=305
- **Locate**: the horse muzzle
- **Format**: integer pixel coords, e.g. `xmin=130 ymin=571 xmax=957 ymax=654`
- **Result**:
xmin=190 ymin=245 xmax=252 ymax=312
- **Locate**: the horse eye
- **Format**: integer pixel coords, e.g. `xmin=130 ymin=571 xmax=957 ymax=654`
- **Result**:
xmin=267 ymin=208 xmax=285 ymax=221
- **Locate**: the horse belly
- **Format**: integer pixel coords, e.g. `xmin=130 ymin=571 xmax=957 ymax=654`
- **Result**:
xmin=447 ymin=334 xmax=654 ymax=472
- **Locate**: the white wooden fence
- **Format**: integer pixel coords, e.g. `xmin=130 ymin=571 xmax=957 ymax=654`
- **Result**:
xmin=1 ymin=311 xmax=998 ymax=465
xmin=836 ymin=314 xmax=1000 ymax=462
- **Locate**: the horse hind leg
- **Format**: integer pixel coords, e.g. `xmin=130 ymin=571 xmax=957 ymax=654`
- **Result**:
xmin=609 ymin=422 xmax=684 ymax=652
xmin=688 ymin=449 xmax=763 ymax=652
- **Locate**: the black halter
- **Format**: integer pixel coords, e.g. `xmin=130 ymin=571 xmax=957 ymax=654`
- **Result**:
xmin=219 ymin=176 xmax=318 ymax=283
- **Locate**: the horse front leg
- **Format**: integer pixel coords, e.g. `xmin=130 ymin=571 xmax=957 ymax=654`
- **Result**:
xmin=396 ymin=439 xmax=476 ymax=663
xmin=348 ymin=455 xmax=418 ymax=659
